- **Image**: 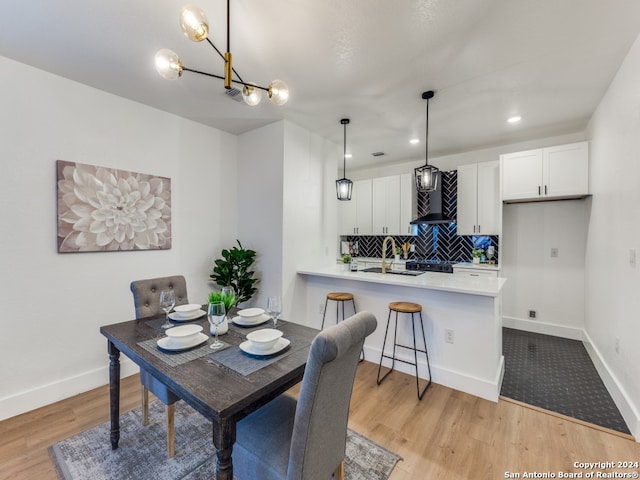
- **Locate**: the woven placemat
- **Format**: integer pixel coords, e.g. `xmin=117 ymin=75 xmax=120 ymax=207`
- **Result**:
xmin=137 ymin=337 xmax=228 ymax=367
xmin=209 ymin=334 xmax=310 ymax=376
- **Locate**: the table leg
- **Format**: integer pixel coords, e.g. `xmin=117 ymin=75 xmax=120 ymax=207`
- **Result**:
xmin=212 ymin=419 xmax=236 ymax=480
xmin=108 ymin=341 xmax=121 ymax=450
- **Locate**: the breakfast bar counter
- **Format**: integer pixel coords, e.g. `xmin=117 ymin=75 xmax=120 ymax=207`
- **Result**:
xmin=296 ymin=265 xmax=507 ymax=401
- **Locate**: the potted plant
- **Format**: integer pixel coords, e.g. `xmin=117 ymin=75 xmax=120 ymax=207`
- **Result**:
xmin=471 ymin=248 xmax=484 ymax=264
xmin=394 ymin=247 xmax=402 ymax=262
xmin=210 ymin=240 xmax=258 ymax=305
xmin=341 ymin=253 xmax=352 ymax=271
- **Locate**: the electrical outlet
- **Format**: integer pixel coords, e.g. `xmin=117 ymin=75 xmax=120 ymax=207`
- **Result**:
xmin=445 ymin=329 xmax=454 ymax=344
xmin=630 ymin=249 xmax=636 ymax=268
xmin=529 ymin=310 xmax=536 ymax=319
xmin=615 ymin=337 xmax=620 ymax=354
xmin=550 ymin=247 xmax=559 ymax=258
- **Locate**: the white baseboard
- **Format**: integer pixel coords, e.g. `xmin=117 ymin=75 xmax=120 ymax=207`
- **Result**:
xmin=503 ymin=315 xmax=584 ymax=340
xmin=362 ymin=345 xmax=503 ymax=403
xmin=582 ymin=331 xmax=639 ymax=441
xmin=0 ymin=358 xmax=139 ymax=421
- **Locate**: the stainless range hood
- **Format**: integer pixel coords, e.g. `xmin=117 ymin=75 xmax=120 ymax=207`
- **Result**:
xmin=410 ymin=172 xmax=455 ymax=225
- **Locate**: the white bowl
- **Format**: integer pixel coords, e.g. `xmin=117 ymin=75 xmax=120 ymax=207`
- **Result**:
xmin=174 ymin=303 xmax=202 ymax=315
xmin=238 ymin=307 xmax=265 ymax=320
xmin=246 ymin=328 xmax=283 ymax=352
xmin=165 ymin=324 xmax=203 ymax=347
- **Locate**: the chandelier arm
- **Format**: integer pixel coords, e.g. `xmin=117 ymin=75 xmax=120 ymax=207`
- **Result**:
xmin=182 ymin=67 xmax=268 ymax=92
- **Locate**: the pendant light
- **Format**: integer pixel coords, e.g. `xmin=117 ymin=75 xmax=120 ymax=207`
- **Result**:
xmin=414 ymin=91 xmax=439 ymax=192
xmin=336 ymin=118 xmax=353 ymax=201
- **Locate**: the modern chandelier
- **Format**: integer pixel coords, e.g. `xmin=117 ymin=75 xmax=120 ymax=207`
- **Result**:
xmin=414 ymin=90 xmax=439 ymax=192
xmin=336 ymin=119 xmax=353 ymax=201
xmin=154 ymin=2 xmax=289 ymax=107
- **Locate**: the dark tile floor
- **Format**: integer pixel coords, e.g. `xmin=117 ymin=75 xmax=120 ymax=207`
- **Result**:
xmin=501 ymin=328 xmax=630 ymax=434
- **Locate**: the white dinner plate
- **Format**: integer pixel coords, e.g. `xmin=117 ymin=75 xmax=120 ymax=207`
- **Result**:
xmin=239 ymin=337 xmax=291 ymax=356
xmin=231 ymin=314 xmax=271 ymax=327
xmin=168 ymin=309 xmax=206 ymax=321
xmin=157 ymin=332 xmax=208 ymax=351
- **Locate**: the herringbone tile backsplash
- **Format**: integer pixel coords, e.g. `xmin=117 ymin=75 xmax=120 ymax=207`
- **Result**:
xmin=346 ymin=170 xmax=499 ymax=263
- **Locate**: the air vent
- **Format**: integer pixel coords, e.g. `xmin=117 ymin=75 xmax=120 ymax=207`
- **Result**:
xmin=224 ymin=88 xmax=243 ymax=103
xmin=371 ymin=152 xmax=385 ymax=157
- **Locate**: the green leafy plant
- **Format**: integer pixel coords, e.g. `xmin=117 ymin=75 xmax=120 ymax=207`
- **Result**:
xmin=471 ymin=248 xmax=484 ymax=258
xmin=342 ymin=253 xmax=352 ymax=263
xmin=394 ymin=247 xmax=402 ymax=255
xmin=208 ymin=290 xmax=237 ymax=312
xmin=210 ymin=240 xmax=258 ymax=304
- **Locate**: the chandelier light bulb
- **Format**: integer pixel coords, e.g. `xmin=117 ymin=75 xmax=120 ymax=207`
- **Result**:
xmin=242 ymin=83 xmax=263 ymax=106
xmin=268 ymin=80 xmax=289 ymax=106
xmin=179 ymin=4 xmax=209 ymax=42
xmin=155 ymin=49 xmax=183 ymax=80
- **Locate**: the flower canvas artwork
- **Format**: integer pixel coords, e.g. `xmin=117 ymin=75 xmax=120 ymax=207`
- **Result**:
xmin=56 ymin=160 xmax=172 ymax=253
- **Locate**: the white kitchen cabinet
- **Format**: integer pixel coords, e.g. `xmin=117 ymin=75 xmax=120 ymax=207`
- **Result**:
xmin=400 ymin=173 xmax=418 ymax=236
xmin=452 ymin=266 xmax=499 ymax=278
xmin=372 ymin=176 xmax=401 ymax=235
xmin=339 ymin=179 xmax=372 ymax=235
xmin=456 ymin=161 xmax=500 ymax=236
xmin=501 ymin=141 xmax=589 ymax=202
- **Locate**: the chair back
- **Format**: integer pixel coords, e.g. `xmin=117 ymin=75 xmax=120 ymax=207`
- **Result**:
xmin=286 ymin=311 xmax=377 ymax=480
xmin=130 ymin=275 xmax=189 ymax=319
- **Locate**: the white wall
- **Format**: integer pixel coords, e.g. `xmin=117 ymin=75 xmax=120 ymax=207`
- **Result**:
xmin=237 ymin=121 xmax=338 ymax=322
xmin=0 ymin=56 xmax=238 ymax=419
xmin=584 ymin=33 xmax=640 ymax=438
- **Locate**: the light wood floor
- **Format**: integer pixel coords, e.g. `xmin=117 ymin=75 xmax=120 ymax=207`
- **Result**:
xmin=1 ymin=361 xmax=638 ymax=480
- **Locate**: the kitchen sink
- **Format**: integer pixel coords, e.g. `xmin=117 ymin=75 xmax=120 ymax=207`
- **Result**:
xmin=360 ymin=267 xmax=425 ymax=276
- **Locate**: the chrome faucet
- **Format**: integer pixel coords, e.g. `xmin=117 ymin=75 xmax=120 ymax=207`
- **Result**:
xmin=381 ymin=236 xmax=396 ymax=274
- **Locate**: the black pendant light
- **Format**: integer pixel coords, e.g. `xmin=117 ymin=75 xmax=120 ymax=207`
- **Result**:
xmin=336 ymin=118 xmax=353 ymax=201
xmin=414 ymin=91 xmax=439 ymax=192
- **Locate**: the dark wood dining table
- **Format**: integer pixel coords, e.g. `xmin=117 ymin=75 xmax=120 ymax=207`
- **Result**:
xmin=100 ymin=310 xmax=319 ymax=480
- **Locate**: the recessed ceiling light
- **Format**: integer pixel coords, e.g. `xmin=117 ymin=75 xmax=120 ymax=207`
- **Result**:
xmin=344 ymin=153 xmax=352 ymax=158
xmin=410 ymin=138 xmax=420 ymax=144
xmin=507 ymin=116 xmax=522 ymax=124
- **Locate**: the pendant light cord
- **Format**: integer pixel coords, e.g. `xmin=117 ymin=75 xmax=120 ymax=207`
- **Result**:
xmin=425 ymin=96 xmax=429 ymax=167
xmin=343 ymin=121 xmax=347 ymax=176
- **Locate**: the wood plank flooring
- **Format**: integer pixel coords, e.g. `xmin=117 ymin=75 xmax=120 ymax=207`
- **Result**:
xmin=1 ymin=361 xmax=638 ymax=480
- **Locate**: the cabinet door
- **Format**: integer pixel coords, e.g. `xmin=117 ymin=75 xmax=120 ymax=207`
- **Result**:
xmin=476 ymin=161 xmax=500 ymax=235
xmin=456 ymin=164 xmax=478 ymax=235
xmin=400 ymin=173 xmax=417 ymax=235
xmin=355 ymin=179 xmax=372 ymax=235
xmin=339 ymin=191 xmax=357 ymax=235
xmin=372 ymin=176 xmax=400 ymax=235
xmin=501 ymin=149 xmax=543 ymax=201
xmin=543 ymin=141 xmax=589 ymax=198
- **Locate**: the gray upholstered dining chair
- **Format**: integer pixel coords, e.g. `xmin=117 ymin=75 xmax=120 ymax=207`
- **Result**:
xmin=233 ymin=311 xmax=377 ymax=480
xmin=130 ymin=275 xmax=189 ymax=457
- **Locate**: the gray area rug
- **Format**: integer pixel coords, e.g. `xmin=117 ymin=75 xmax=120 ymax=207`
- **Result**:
xmin=49 ymin=401 xmax=401 ymax=480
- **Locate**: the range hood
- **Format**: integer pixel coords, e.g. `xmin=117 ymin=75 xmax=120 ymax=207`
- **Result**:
xmin=410 ymin=172 xmax=455 ymax=225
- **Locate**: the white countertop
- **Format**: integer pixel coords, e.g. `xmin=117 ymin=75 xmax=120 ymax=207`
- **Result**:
xmin=453 ymin=262 xmax=501 ymax=271
xmin=298 ymin=265 xmax=506 ymax=297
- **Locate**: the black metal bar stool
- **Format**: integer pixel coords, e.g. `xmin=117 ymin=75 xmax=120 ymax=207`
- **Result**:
xmin=376 ymin=301 xmax=431 ymax=399
xmin=321 ymin=292 xmax=363 ymax=361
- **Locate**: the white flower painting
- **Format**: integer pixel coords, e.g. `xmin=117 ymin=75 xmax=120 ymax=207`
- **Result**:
xmin=56 ymin=161 xmax=172 ymax=252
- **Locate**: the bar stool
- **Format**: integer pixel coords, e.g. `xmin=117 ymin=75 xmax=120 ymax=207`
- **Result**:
xmin=376 ymin=301 xmax=431 ymax=399
xmin=321 ymin=292 xmax=363 ymax=361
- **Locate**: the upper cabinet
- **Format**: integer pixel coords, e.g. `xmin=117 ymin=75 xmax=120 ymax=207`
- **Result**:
xmin=457 ymin=161 xmax=500 ymax=236
xmin=340 ymin=174 xmax=416 ymax=236
xmin=501 ymin=141 xmax=589 ymax=202
xmin=372 ymin=175 xmax=401 ymax=235
xmin=339 ymin=179 xmax=372 ymax=235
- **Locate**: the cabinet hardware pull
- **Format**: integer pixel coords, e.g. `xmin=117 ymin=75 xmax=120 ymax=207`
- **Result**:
xmin=478 ymin=225 xmax=481 ymax=233
xmin=470 ymin=273 xmax=480 ymax=277
xmin=538 ymin=185 xmax=541 ymax=195
xmin=544 ymin=185 xmax=547 ymax=195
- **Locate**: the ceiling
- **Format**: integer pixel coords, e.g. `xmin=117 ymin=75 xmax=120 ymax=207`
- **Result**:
xmin=2 ymin=0 xmax=640 ymax=170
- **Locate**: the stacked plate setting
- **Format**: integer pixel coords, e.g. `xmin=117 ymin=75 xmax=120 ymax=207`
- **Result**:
xmin=232 ymin=307 xmax=270 ymax=326
xmin=169 ymin=303 xmax=206 ymax=321
xmin=157 ymin=324 xmax=207 ymax=351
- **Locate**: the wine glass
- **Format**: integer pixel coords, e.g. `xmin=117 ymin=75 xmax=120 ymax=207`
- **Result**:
xmin=221 ymin=285 xmax=236 ymax=314
xmin=159 ymin=290 xmax=175 ymax=329
xmin=266 ymin=296 xmax=282 ymax=329
xmin=207 ymin=301 xmax=226 ymax=349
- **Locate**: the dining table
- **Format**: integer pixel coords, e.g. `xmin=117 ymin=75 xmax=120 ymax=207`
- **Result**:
xmin=100 ymin=308 xmax=319 ymax=480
